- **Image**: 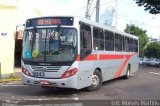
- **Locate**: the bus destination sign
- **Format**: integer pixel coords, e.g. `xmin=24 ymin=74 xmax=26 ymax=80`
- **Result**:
xmin=26 ymin=17 xmax=74 ymax=27
xmin=37 ymin=19 xmax=62 ymax=25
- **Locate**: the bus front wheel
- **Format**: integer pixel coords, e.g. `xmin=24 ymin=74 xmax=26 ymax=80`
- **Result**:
xmin=87 ymin=69 xmax=102 ymax=91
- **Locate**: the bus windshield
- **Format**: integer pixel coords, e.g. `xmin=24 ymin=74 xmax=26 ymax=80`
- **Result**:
xmin=22 ymin=28 xmax=77 ymax=62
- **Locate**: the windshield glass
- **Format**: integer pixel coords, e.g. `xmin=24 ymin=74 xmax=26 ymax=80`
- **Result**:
xmin=22 ymin=28 xmax=77 ymax=62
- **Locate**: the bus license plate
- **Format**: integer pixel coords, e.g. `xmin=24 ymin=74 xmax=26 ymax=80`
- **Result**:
xmin=32 ymin=71 xmax=45 ymax=78
xmin=40 ymin=80 xmax=49 ymax=85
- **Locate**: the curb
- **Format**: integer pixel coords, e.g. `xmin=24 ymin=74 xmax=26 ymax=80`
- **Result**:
xmin=0 ymin=78 xmax=21 ymax=83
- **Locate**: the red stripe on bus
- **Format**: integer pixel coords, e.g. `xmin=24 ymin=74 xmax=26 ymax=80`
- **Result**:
xmin=83 ymin=54 xmax=97 ymax=60
xmin=76 ymin=54 xmax=126 ymax=61
xmin=114 ymin=53 xmax=138 ymax=78
xmin=76 ymin=52 xmax=138 ymax=78
xmin=99 ymin=54 xmax=124 ymax=60
xmin=76 ymin=54 xmax=97 ymax=61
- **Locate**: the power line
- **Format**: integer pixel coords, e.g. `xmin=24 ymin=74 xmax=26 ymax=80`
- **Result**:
xmin=88 ymin=0 xmax=117 ymax=18
xmin=85 ymin=0 xmax=160 ymax=28
xmin=100 ymin=0 xmax=116 ymax=6
xmin=85 ymin=0 xmax=94 ymax=19
xmin=88 ymin=0 xmax=100 ymax=18
xmin=96 ymin=0 xmax=100 ymax=22
xmin=117 ymin=15 xmax=160 ymax=28
xmin=89 ymin=5 xmax=96 ymax=17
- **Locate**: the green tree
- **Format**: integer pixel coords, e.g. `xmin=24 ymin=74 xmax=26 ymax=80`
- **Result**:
xmin=134 ymin=0 xmax=160 ymax=14
xmin=144 ymin=42 xmax=160 ymax=58
xmin=124 ymin=24 xmax=149 ymax=57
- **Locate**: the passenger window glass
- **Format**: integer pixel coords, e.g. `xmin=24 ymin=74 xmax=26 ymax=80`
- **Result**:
xmin=93 ymin=27 xmax=104 ymax=50
xmin=115 ymin=33 xmax=122 ymax=51
xmin=105 ymin=30 xmax=114 ymax=51
xmin=125 ymin=37 xmax=129 ymax=52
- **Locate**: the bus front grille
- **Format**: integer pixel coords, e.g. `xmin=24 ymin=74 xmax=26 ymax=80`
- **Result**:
xmin=31 ymin=65 xmax=61 ymax=72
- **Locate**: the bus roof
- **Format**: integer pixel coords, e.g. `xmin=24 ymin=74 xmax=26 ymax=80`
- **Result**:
xmin=77 ymin=16 xmax=138 ymax=40
xmin=26 ymin=15 xmax=138 ymax=40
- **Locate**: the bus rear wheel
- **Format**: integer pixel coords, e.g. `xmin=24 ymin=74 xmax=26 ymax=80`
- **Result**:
xmin=124 ymin=65 xmax=130 ymax=79
xmin=87 ymin=69 xmax=102 ymax=91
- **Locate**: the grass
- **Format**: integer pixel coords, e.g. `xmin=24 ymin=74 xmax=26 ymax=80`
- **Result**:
xmin=0 ymin=73 xmax=21 ymax=83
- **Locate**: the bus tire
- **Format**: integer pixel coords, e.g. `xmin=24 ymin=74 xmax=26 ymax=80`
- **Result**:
xmin=158 ymin=63 xmax=160 ymax=68
xmin=87 ymin=69 xmax=102 ymax=91
xmin=124 ymin=65 xmax=130 ymax=79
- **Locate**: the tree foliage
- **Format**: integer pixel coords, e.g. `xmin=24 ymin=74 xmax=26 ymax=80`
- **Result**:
xmin=135 ymin=0 xmax=160 ymax=14
xmin=124 ymin=24 xmax=149 ymax=57
xmin=144 ymin=42 xmax=160 ymax=58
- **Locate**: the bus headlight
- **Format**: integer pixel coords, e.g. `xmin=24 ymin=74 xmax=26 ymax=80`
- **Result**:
xmin=61 ymin=68 xmax=78 ymax=79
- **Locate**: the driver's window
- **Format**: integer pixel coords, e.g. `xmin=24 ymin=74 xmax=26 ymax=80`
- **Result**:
xmin=80 ymin=23 xmax=92 ymax=60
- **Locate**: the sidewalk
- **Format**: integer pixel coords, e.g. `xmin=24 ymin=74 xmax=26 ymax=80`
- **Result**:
xmin=0 ymin=67 xmax=21 ymax=83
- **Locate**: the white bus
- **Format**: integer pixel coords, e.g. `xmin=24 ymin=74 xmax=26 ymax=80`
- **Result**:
xmin=22 ymin=16 xmax=139 ymax=91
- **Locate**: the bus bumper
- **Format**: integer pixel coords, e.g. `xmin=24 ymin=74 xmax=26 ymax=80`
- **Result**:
xmin=22 ymin=73 xmax=78 ymax=89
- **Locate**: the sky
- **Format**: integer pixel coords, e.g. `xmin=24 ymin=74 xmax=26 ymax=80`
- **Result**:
xmin=17 ymin=0 xmax=160 ymax=39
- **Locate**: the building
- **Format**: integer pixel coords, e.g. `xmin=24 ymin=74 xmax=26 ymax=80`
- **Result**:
xmin=149 ymin=37 xmax=160 ymax=43
xmin=0 ymin=0 xmax=42 ymax=78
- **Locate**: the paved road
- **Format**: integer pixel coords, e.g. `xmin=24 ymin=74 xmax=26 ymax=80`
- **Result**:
xmin=0 ymin=66 xmax=160 ymax=105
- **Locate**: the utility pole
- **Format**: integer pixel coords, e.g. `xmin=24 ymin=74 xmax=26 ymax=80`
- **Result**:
xmin=96 ymin=0 xmax=100 ymax=22
xmin=115 ymin=0 xmax=118 ymax=29
xmin=85 ymin=0 xmax=100 ymax=22
xmin=85 ymin=0 xmax=92 ymax=19
xmin=85 ymin=0 xmax=90 ymax=19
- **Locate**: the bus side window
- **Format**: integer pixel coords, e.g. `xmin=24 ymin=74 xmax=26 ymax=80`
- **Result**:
xmin=132 ymin=39 xmax=138 ymax=52
xmin=80 ymin=23 xmax=92 ymax=60
xmin=130 ymin=38 xmax=133 ymax=52
xmin=125 ymin=37 xmax=129 ymax=52
xmin=93 ymin=27 xmax=104 ymax=50
xmin=134 ymin=39 xmax=138 ymax=52
xmin=122 ymin=36 xmax=125 ymax=52
xmin=115 ymin=33 xmax=122 ymax=51
xmin=105 ymin=30 xmax=114 ymax=51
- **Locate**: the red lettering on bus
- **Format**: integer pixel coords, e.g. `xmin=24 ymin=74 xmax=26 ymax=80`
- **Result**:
xmin=52 ymin=19 xmax=61 ymax=24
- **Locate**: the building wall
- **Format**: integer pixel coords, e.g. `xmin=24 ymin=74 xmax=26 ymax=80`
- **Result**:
xmin=0 ymin=0 xmax=43 ymax=78
xmin=0 ymin=6 xmax=17 ymax=77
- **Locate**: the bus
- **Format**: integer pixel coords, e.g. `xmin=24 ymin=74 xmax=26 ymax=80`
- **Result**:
xmin=22 ymin=16 xmax=139 ymax=91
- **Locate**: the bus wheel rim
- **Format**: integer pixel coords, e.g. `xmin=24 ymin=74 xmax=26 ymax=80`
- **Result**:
xmin=91 ymin=75 xmax=99 ymax=87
